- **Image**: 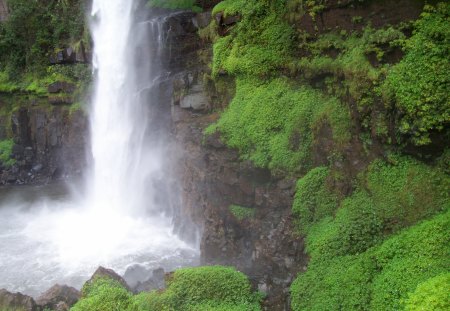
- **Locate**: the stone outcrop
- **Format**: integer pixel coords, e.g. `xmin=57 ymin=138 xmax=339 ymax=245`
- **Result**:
xmin=36 ymin=284 xmax=80 ymax=311
xmin=0 ymin=289 xmax=37 ymax=311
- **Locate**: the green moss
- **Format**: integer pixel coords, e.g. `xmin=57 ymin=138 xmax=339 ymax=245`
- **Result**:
xmin=229 ymin=205 xmax=256 ymax=221
xmin=382 ymin=3 xmax=450 ymax=145
xmin=132 ymin=266 xmax=262 ymax=311
xmin=291 ymin=210 xmax=450 ymax=311
xmin=211 ymin=0 xmax=293 ymax=78
xmin=208 ymin=77 xmax=350 ymax=173
xmin=403 ymin=273 xmax=450 ymax=311
xmin=292 ymin=167 xmax=338 ymax=234
xmin=147 ymin=0 xmax=202 ymax=12
xmin=0 ymin=139 xmax=16 ymax=167
xmin=304 ymin=156 xmax=449 ymax=259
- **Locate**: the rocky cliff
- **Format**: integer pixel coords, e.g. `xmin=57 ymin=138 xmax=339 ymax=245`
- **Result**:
xmin=0 ymin=96 xmax=87 ymax=184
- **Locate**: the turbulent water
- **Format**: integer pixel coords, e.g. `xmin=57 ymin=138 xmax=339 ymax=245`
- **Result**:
xmin=0 ymin=0 xmax=198 ymax=297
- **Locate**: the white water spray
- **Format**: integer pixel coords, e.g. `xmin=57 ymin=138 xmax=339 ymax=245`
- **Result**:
xmin=0 ymin=0 xmax=197 ymax=296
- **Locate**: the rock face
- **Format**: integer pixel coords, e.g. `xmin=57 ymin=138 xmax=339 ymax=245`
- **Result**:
xmin=36 ymin=284 xmax=80 ymax=311
xmin=173 ymin=110 xmax=306 ymax=310
xmin=0 ymin=0 xmax=8 ymax=22
xmin=0 ymin=289 xmax=37 ymax=311
xmin=0 ymin=98 xmax=88 ymax=185
xmin=157 ymin=10 xmax=307 ymax=310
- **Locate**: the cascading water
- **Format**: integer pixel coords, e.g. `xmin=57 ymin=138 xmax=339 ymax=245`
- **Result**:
xmin=0 ymin=0 xmax=198 ymax=296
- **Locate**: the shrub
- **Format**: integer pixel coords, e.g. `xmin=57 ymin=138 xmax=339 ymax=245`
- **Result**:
xmin=71 ymin=277 xmax=135 ymax=311
xmin=292 ymin=167 xmax=338 ymax=234
xmin=133 ymin=266 xmax=262 ymax=311
xmin=291 ymin=210 xmax=450 ymax=311
xmin=382 ymin=3 xmax=450 ymax=145
xmin=305 ymin=156 xmax=449 ymax=258
xmin=211 ymin=0 xmax=293 ymax=77
xmin=403 ymin=273 xmax=450 ymax=311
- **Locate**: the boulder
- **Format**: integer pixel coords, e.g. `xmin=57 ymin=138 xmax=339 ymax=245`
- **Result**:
xmin=36 ymin=284 xmax=80 ymax=311
xmin=0 ymin=289 xmax=37 ymax=311
xmin=87 ymin=266 xmax=131 ymax=291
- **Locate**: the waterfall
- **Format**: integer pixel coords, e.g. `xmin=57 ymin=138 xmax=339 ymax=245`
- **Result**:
xmin=0 ymin=0 xmax=198 ymax=296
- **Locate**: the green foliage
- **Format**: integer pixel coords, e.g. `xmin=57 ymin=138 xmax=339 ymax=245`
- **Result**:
xmin=291 ymin=210 xmax=450 ymax=311
xmin=147 ymin=0 xmax=202 ymax=12
xmin=0 ymin=0 xmax=87 ymax=77
xmin=71 ymin=277 xmax=135 ymax=311
xmin=208 ymin=77 xmax=350 ymax=173
xmin=211 ymin=0 xmax=293 ymax=77
xmin=132 ymin=266 xmax=262 ymax=311
xmin=382 ymin=3 xmax=450 ymax=145
xmin=403 ymin=273 xmax=450 ymax=311
xmin=0 ymin=139 xmax=15 ymax=167
xmin=304 ymin=156 xmax=449 ymax=259
xmin=292 ymin=167 xmax=338 ymax=234
xmin=229 ymin=205 xmax=255 ymax=220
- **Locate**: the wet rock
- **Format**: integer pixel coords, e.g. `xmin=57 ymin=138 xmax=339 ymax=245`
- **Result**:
xmin=133 ymin=268 xmax=166 ymax=293
xmin=193 ymin=11 xmax=211 ymax=29
xmin=123 ymin=264 xmax=151 ymax=289
xmin=32 ymin=163 xmax=43 ymax=172
xmin=0 ymin=289 xmax=37 ymax=311
xmin=48 ymin=95 xmax=73 ymax=105
xmin=48 ymin=81 xmax=76 ymax=94
xmin=88 ymin=266 xmax=131 ymax=291
xmin=180 ymin=83 xmax=209 ymax=111
xmin=36 ymin=284 xmax=80 ymax=311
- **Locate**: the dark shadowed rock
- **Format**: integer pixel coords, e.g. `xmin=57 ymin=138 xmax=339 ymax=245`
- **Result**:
xmin=48 ymin=81 xmax=76 ymax=94
xmin=193 ymin=11 xmax=211 ymax=29
xmin=48 ymin=95 xmax=73 ymax=105
xmin=36 ymin=284 xmax=80 ymax=311
xmin=0 ymin=289 xmax=37 ymax=311
xmin=88 ymin=266 xmax=131 ymax=291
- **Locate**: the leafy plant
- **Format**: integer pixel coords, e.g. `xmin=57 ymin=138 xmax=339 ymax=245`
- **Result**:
xmin=382 ymin=3 xmax=450 ymax=145
xmin=229 ymin=205 xmax=255 ymax=220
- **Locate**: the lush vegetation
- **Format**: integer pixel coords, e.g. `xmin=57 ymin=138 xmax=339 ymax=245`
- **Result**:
xmin=382 ymin=3 xmax=449 ymax=145
xmin=206 ymin=77 xmax=350 ymax=174
xmin=291 ymin=210 xmax=450 ymax=310
xmin=71 ymin=266 xmax=262 ymax=311
xmin=403 ymin=273 xmax=450 ymax=311
xmin=292 ymin=166 xmax=338 ymax=234
xmin=0 ymin=0 xmax=88 ymax=77
xmin=71 ymin=277 xmax=135 ymax=311
xmin=147 ymin=0 xmax=202 ymax=12
xmin=290 ymin=156 xmax=449 ymax=310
